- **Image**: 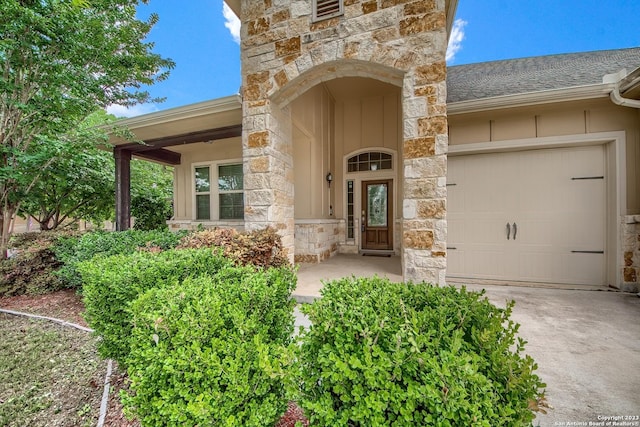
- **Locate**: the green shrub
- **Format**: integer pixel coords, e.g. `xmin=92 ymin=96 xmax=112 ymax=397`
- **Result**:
xmin=131 ymin=191 xmax=172 ymax=231
xmin=122 ymin=266 xmax=297 ymax=427
xmin=295 ymin=277 xmax=546 ymax=426
xmin=79 ymin=248 xmax=231 ymax=363
xmin=54 ymin=229 xmax=186 ymax=288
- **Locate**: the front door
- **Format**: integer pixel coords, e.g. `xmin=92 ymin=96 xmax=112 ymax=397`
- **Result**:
xmin=362 ymin=180 xmax=393 ymax=250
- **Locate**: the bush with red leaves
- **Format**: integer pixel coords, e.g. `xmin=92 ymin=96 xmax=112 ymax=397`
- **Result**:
xmin=176 ymin=227 xmax=290 ymax=268
xmin=275 ymin=402 xmax=309 ymax=427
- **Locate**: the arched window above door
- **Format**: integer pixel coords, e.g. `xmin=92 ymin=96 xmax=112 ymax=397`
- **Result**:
xmin=347 ymin=151 xmax=393 ymax=172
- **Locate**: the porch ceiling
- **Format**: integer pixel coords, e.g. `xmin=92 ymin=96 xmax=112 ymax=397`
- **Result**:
xmin=110 ymin=96 xmax=242 ymax=165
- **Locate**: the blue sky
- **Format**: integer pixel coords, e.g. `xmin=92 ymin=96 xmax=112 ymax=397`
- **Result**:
xmin=108 ymin=0 xmax=640 ymax=117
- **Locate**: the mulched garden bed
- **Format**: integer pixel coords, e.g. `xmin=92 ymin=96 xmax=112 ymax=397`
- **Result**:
xmin=0 ymin=290 xmax=309 ymax=427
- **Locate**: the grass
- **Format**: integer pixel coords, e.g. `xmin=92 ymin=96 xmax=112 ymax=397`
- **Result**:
xmin=0 ymin=313 xmax=105 ymax=427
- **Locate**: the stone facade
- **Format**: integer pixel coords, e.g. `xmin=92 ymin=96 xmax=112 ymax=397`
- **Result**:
xmin=294 ymin=219 xmax=343 ymax=263
xmin=621 ymin=215 xmax=640 ymax=292
xmin=240 ymin=0 xmax=449 ymax=283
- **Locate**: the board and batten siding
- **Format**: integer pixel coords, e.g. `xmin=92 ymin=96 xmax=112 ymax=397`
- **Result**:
xmin=448 ymin=99 xmax=640 ymax=214
xmin=291 ymin=85 xmax=333 ymax=220
xmin=332 ymin=92 xmax=402 ymax=219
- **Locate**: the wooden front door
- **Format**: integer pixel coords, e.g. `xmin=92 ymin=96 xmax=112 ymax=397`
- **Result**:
xmin=362 ymin=180 xmax=393 ymax=250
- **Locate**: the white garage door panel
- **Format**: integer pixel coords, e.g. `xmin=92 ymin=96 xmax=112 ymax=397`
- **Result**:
xmin=447 ymin=146 xmax=605 ymax=286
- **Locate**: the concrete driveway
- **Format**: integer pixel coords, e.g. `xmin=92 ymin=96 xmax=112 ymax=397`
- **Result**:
xmin=293 ymin=255 xmax=640 ymax=426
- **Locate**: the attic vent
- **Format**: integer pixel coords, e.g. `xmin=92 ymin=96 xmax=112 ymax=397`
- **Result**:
xmin=313 ymin=0 xmax=344 ymax=22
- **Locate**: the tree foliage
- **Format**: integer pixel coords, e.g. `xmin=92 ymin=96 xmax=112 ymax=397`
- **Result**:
xmin=131 ymin=159 xmax=173 ymax=230
xmin=17 ymin=110 xmax=174 ymax=231
xmin=18 ymin=111 xmax=115 ymax=230
xmin=0 ymin=0 xmax=174 ymax=257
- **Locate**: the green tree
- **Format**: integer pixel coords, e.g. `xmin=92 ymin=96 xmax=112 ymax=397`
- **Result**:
xmin=0 ymin=0 xmax=174 ymax=257
xmin=18 ymin=111 xmax=115 ymax=230
xmin=18 ymin=110 xmax=174 ymax=231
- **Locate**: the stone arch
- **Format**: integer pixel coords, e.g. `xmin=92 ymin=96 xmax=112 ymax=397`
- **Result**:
xmin=270 ymin=59 xmax=404 ymax=108
xmin=240 ymin=0 xmax=449 ymax=281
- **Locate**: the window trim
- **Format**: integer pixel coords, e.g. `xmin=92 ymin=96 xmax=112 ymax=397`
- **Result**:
xmin=312 ymin=0 xmax=344 ymax=22
xmin=192 ymin=159 xmax=244 ymax=222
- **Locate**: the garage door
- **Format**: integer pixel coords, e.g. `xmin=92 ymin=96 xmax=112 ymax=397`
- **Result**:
xmin=447 ymin=145 xmax=606 ymax=286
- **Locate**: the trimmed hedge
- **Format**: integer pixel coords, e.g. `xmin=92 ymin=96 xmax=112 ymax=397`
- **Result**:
xmin=54 ymin=229 xmax=186 ymax=289
xmin=122 ymin=266 xmax=297 ymax=427
xmin=79 ymin=248 xmax=232 ymax=363
xmin=295 ymin=277 xmax=546 ymax=426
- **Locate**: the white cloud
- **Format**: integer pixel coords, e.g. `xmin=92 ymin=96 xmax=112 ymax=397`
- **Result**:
xmin=223 ymin=3 xmax=241 ymax=44
xmin=106 ymin=103 xmax=159 ymax=118
xmin=446 ymin=19 xmax=467 ymax=63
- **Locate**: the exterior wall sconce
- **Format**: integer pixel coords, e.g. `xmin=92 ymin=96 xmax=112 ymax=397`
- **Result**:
xmin=326 ymin=172 xmax=333 ymax=188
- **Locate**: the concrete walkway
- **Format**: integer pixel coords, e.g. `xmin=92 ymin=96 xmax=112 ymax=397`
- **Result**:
xmin=293 ymin=255 xmax=640 ymax=426
xmin=294 ymin=254 xmax=402 ymax=302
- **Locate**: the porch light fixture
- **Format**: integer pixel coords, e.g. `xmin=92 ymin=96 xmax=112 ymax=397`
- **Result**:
xmin=326 ymin=172 xmax=333 ymax=188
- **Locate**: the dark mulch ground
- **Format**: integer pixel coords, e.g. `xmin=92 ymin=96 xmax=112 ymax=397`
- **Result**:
xmin=0 ymin=289 xmax=87 ymax=327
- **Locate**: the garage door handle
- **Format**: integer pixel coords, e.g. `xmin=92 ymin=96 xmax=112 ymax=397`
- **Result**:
xmin=506 ymin=222 xmax=511 ymax=240
xmin=513 ymin=222 xmax=517 ymax=240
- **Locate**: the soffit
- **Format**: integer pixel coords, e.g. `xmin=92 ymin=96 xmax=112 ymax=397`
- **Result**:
xmin=620 ymin=66 xmax=640 ymax=100
xmin=109 ymin=96 xmax=242 ymax=145
xmin=225 ymin=0 xmax=240 ymax=17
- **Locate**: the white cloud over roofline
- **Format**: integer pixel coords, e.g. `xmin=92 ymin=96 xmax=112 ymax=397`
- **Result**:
xmin=447 ymin=19 xmax=467 ymax=63
xmin=106 ymin=103 xmax=159 ymax=118
xmin=223 ymin=3 xmax=241 ymax=44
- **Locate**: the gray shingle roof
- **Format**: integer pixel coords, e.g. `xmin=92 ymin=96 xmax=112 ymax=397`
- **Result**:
xmin=446 ymin=48 xmax=640 ymax=103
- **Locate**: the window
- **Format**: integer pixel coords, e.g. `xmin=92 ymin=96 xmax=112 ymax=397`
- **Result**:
xmin=195 ymin=166 xmax=211 ymax=220
xmin=194 ymin=163 xmax=244 ymax=221
xmin=217 ymin=164 xmax=244 ymax=220
xmin=313 ymin=0 xmax=343 ymax=22
xmin=347 ymin=180 xmax=354 ymax=239
xmin=347 ymin=152 xmax=393 ymax=172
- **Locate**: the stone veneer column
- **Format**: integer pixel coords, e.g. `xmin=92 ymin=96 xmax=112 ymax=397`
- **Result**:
xmin=239 ymin=0 xmax=449 ymax=279
xmin=401 ymin=63 xmax=449 ymax=284
xmin=242 ymin=100 xmax=295 ymax=263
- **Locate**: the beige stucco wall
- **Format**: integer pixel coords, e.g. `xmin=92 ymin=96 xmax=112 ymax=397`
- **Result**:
xmin=449 ymin=99 xmax=640 ymax=214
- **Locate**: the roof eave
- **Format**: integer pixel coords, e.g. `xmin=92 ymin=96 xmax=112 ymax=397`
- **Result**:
xmin=619 ymin=66 xmax=640 ymax=99
xmin=113 ymin=95 xmax=242 ymax=131
xmin=447 ymin=84 xmax=614 ymax=115
xmin=224 ymin=0 xmax=240 ymax=17
xmin=446 ymin=0 xmax=460 ymax=39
